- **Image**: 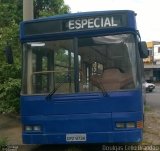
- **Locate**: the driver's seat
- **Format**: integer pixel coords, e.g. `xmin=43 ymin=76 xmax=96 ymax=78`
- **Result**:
xmin=91 ymin=68 xmax=133 ymax=91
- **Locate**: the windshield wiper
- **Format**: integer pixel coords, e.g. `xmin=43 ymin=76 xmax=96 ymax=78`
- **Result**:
xmin=91 ymin=76 xmax=109 ymax=97
xmin=46 ymin=74 xmax=70 ymax=100
xmin=98 ymin=80 xmax=109 ymax=97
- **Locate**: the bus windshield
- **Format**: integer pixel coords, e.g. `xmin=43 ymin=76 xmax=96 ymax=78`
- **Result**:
xmin=22 ymin=33 xmax=138 ymax=95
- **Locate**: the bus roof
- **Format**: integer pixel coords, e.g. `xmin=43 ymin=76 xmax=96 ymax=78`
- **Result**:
xmin=20 ymin=10 xmax=137 ymax=42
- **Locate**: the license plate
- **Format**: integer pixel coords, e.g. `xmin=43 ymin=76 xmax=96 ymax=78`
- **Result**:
xmin=66 ymin=133 xmax=86 ymax=142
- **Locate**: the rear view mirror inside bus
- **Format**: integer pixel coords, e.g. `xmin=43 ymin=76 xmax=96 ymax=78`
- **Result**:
xmin=139 ymin=41 xmax=149 ymax=58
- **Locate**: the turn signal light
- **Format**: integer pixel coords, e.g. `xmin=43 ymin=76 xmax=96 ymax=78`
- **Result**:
xmin=137 ymin=121 xmax=143 ymax=128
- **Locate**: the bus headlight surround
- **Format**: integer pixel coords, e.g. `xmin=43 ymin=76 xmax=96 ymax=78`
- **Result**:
xmin=24 ymin=125 xmax=42 ymax=132
xmin=116 ymin=122 xmax=136 ymax=129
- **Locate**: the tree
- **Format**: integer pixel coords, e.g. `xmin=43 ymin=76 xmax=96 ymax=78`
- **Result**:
xmin=0 ymin=0 xmax=23 ymax=28
xmin=0 ymin=0 xmax=70 ymax=27
xmin=0 ymin=0 xmax=70 ymax=113
xmin=34 ymin=0 xmax=70 ymax=18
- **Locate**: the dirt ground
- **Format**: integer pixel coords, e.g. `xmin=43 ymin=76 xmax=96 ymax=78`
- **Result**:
xmin=0 ymin=106 xmax=160 ymax=146
xmin=0 ymin=114 xmax=22 ymax=145
xmin=143 ymin=106 xmax=160 ymax=145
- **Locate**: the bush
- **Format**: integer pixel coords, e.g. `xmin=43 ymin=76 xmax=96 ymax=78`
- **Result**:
xmin=0 ymin=64 xmax=21 ymax=113
xmin=0 ymin=137 xmax=8 ymax=150
xmin=0 ymin=78 xmax=21 ymax=113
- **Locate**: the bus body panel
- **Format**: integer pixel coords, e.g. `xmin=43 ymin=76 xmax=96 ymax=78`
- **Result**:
xmin=21 ymin=90 xmax=143 ymax=144
xmin=21 ymin=90 xmax=142 ymax=116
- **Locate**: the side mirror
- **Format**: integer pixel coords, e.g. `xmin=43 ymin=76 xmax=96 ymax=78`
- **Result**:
xmin=139 ymin=41 xmax=149 ymax=58
xmin=4 ymin=44 xmax=14 ymax=64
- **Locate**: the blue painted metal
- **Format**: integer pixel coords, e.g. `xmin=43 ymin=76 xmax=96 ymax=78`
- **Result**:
xmin=21 ymin=89 xmax=143 ymax=144
xmin=21 ymin=90 xmax=142 ymax=116
xmin=23 ymin=130 xmax=142 ymax=144
xmin=20 ymin=10 xmax=137 ymax=42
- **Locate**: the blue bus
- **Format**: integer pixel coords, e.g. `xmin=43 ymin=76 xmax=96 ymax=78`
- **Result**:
xmin=20 ymin=10 xmax=148 ymax=144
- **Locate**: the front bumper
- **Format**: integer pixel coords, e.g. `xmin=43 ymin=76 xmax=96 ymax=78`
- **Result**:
xmin=23 ymin=130 xmax=143 ymax=144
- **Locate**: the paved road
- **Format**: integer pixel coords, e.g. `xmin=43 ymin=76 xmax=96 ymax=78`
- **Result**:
xmin=146 ymin=86 xmax=160 ymax=110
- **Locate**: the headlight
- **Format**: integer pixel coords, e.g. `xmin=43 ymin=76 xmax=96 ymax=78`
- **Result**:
xmin=116 ymin=122 xmax=125 ymax=128
xmin=33 ymin=125 xmax=41 ymax=131
xmin=24 ymin=125 xmax=32 ymax=131
xmin=116 ymin=122 xmax=136 ymax=129
xmin=24 ymin=125 xmax=42 ymax=132
xmin=126 ymin=122 xmax=135 ymax=128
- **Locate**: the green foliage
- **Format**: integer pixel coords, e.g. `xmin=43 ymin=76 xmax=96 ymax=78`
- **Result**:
xmin=0 ymin=137 xmax=8 ymax=150
xmin=0 ymin=2 xmax=19 ymax=113
xmin=34 ymin=0 xmax=70 ymax=18
xmin=0 ymin=0 xmax=70 ymax=113
xmin=0 ymin=0 xmax=23 ymax=27
xmin=0 ymin=64 xmax=21 ymax=83
xmin=0 ymin=21 xmax=21 ymax=64
xmin=145 ymin=105 xmax=151 ymax=112
xmin=0 ymin=78 xmax=21 ymax=113
xmin=0 ymin=64 xmax=21 ymax=113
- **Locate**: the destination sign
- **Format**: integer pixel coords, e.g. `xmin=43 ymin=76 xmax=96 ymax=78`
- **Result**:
xmin=66 ymin=16 xmax=122 ymax=30
xmin=23 ymin=13 xmax=128 ymax=36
